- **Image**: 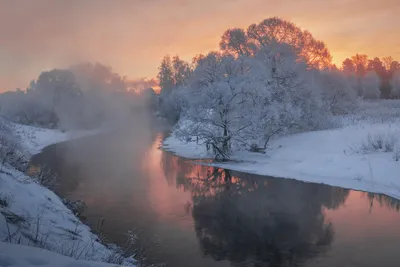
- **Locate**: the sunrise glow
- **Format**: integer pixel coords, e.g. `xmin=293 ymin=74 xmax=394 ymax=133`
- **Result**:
xmin=1 ymin=0 xmax=399 ymax=90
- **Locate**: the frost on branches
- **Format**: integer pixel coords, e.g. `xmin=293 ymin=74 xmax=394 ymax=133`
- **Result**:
xmin=156 ymin=17 xmax=363 ymax=160
xmin=173 ymin=43 xmax=331 ymax=159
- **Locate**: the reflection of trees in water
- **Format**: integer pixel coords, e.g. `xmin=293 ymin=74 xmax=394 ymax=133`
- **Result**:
xmin=30 ymin=142 xmax=83 ymax=194
xmin=161 ymin=152 xmax=350 ymax=266
xmin=363 ymin=192 xmax=400 ymax=212
xmin=160 ymin=151 xmax=212 ymax=188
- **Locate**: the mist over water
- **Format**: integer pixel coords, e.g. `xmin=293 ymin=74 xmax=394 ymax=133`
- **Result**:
xmin=31 ymin=126 xmax=400 ymax=267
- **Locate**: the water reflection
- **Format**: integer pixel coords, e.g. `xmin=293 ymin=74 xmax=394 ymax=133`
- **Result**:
xmin=30 ymin=132 xmax=400 ymax=267
xmin=363 ymin=192 xmax=400 ymax=213
xmin=164 ymin=153 xmax=350 ymax=266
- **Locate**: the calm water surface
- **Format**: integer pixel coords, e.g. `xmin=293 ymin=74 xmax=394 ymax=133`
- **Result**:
xmin=31 ymin=128 xmax=400 ymax=267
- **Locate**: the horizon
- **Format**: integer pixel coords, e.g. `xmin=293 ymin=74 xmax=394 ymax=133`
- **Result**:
xmin=1 ymin=0 xmax=399 ymax=91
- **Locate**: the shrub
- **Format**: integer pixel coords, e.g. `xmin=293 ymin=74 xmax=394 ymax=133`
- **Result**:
xmin=350 ymin=130 xmax=400 ymax=162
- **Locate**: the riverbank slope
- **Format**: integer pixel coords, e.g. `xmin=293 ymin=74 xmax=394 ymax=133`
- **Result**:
xmin=0 ymin=123 xmax=134 ymax=266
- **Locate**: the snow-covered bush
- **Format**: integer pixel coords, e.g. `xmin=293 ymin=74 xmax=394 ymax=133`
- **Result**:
xmin=347 ymin=99 xmax=400 ymax=125
xmin=0 ymin=118 xmax=27 ymax=172
xmin=354 ymin=130 xmax=400 ymax=161
xmin=351 ymin=130 xmax=400 ymax=155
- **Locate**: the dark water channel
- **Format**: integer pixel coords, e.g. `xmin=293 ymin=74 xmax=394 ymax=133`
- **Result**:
xmin=30 ymin=127 xmax=400 ymax=267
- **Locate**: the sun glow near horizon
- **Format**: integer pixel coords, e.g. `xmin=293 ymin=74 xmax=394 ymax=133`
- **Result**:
xmin=1 ymin=0 xmax=399 ymax=90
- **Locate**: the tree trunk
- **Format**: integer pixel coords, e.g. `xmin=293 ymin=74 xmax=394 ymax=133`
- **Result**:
xmin=222 ymin=127 xmax=229 ymax=153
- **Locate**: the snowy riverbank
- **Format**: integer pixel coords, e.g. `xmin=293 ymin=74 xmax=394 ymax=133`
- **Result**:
xmin=163 ymin=101 xmax=400 ymax=200
xmin=0 ymin=124 xmax=134 ymax=266
xmin=0 ymin=242 xmax=123 ymax=267
xmin=13 ymin=123 xmax=101 ymax=155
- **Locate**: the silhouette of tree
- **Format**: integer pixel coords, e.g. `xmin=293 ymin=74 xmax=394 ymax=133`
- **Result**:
xmin=342 ymin=58 xmax=355 ymax=75
xmin=220 ymin=28 xmax=251 ymax=56
xmin=351 ymin=54 xmax=368 ymax=78
xmin=220 ymin=17 xmax=332 ymax=69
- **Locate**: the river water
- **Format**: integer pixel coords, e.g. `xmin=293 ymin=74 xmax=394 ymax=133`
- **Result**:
xmin=30 ymin=128 xmax=400 ymax=267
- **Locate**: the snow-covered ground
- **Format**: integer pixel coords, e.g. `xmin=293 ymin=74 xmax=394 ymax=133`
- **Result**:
xmin=13 ymin=123 xmax=101 ymax=155
xmin=163 ymin=100 xmax=400 ymax=200
xmin=0 ymin=242 xmax=121 ymax=267
xmin=0 ymin=124 xmax=134 ymax=266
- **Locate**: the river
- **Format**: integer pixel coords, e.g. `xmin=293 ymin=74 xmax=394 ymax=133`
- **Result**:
xmin=30 ymin=127 xmax=400 ymax=267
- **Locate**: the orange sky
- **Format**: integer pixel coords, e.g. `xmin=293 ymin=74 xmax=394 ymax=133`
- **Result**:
xmin=1 ymin=0 xmax=399 ymax=90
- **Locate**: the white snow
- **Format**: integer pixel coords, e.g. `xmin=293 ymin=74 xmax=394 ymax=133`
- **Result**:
xmin=163 ymin=100 xmax=400 ymax=200
xmin=13 ymin=124 xmax=100 ymax=155
xmin=0 ymin=242 xmax=120 ymax=267
xmin=0 ymin=124 xmax=134 ymax=266
xmin=0 ymin=166 xmax=115 ymax=261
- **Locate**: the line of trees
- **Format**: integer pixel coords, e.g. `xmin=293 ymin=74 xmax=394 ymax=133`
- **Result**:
xmin=0 ymin=63 xmax=158 ymax=130
xmin=342 ymin=55 xmax=400 ymax=98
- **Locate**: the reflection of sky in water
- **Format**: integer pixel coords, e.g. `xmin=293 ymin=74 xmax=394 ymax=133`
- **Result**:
xmin=31 ymin=132 xmax=400 ymax=267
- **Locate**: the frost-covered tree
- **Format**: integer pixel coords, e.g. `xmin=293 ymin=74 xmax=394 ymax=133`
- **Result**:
xmin=318 ymin=70 xmax=358 ymax=114
xmin=0 ymin=84 xmax=66 ymax=127
xmin=0 ymin=63 xmax=135 ymax=130
xmin=141 ymin=87 xmax=158 ymax=111
xmin=248 ymin=43 xmax=329 ymax=147
xmin=391 ymin=70 xmax=400 ymax=98
xmin=158 ymin=56 xmax=175 ymax=95
xmin=158 ymin=55 xmax=192 ymax=94
xmin=361 ymin=71 xmax=381 ymax=99
xmin=172 ymin=56 xmax=192 ymax=87
xmin=69 ymin=62 xmax=134 ymax=128
xmin=175 ymin=43 xmax=330 ymax=159
xmin=0 ymin=89 xmax=29 ymax=124
xmin=28 ymin=69 xmax=83 ymax=129
xmin=157 ymin=55 xmax=192 ymax=122
xmin=176 ymin=53 xmax=254 ymax=158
